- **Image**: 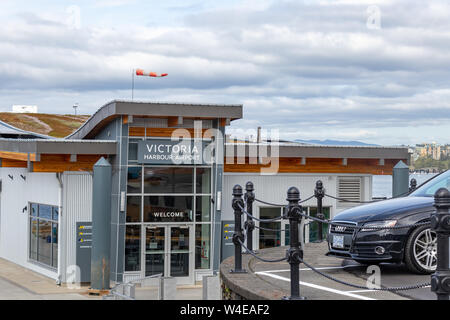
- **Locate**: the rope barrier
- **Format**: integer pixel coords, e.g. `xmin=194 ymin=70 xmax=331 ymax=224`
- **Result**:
xmin=251 ymin=221 xmax=313 ymax=233
xmin=238 ymin=238 xmax=287 ymax=263
xmin=297 ymin=210 xmax=431 ymax=230
xmin=324 ymin=188 xmax=414 ymax=204
xmin=324 ymin=194 xmax=378 ymax=204
xmin=254 ymin=198 xmax=287 ymax=207
xmin=239 ymin=203 xmax=283 ymax=222
xmin=241 ymin=202 xmax=430 ymax=231
xmin=239 ymin=228 xmax=430 ymax=292
xmin=299 ymin=258 xmax=431 ymax=292
xmin=254 ymin=195 xmax=315 ymax=207
xmin=232 ymin=183 xmax=439 ymax=298
xmin=253 ymin=224 xmax=287 ymax=232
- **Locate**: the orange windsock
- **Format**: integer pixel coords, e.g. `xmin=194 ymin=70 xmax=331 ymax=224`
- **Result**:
xmin=136 ymin=69 xmax=168 ymax=77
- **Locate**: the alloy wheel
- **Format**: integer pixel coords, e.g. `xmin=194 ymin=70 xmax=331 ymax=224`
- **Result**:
xmin=413 ymin=228 xmax=437 ymax=272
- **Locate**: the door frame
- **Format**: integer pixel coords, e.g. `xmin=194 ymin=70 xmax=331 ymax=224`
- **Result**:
xmin=142 ymin=223 xmax=195 ymax=285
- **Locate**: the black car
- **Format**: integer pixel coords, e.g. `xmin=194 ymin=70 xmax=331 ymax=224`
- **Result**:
xmin=327 ymin=170 xmax=450 ymax=274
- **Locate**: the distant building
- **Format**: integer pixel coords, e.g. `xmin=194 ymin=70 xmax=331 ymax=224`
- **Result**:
xmin=412 ymin=142 xmax=445 ymax=161
xmin=12 ymin=105 xmax=38 ymax=113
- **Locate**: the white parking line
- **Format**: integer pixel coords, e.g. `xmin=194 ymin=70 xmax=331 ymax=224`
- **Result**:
xmin=346 ymin=289 xmax=377 ymax=293
xmin=256 ymin=271 xmax=376 ymax=300
xmin=261 ymin=265 xmax=361 ymax=273
xmin=346 ymin=285 xmax=431 ymax=293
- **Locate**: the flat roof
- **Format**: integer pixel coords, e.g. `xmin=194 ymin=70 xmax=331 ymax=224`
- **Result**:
xmin=225 ymin=143 xmax=410 ymax=159
xmin=0 ymin=139 xmax=117 ymax=155
xmin=67 ymin=100 xmax=243 ymax=140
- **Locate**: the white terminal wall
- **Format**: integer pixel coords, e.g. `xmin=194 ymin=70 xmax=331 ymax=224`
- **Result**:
xmin=0 ymin=168 xmax=60 ymax=279
xmin=0 ymin=169 xmax=93 ymax=282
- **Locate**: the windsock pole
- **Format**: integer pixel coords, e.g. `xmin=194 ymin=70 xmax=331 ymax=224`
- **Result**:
xmin=132 ymin=69 xmax=135 ymax=101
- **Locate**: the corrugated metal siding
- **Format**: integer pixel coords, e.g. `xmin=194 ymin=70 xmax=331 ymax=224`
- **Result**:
xmin=61 ymin=172 xmax=93 ymax=282
xmin=222 ymin=174 xmax=372 ymax=221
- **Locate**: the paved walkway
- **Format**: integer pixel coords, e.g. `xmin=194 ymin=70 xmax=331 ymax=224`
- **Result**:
xmin=0 ymin=258 xmax=203 ymax=300
xmin=0 ymin=258 xmax=95 ymax=300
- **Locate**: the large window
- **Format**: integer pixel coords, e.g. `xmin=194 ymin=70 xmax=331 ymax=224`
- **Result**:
xmin=125 ymin=165 xmax=213 ymax=272
xmin=258 ymin=206 xmax=331 ymax=249
xmin=29 ymin=203 xmax=59 ymax=269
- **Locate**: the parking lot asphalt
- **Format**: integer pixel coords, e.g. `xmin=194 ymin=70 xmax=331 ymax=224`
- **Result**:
xmin=246 ymin=242 xmax=435 ymax=300
xmin=341 ymin=259 xmax=434 ymax=300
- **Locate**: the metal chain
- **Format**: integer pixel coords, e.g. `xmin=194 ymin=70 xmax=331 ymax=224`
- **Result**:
xmin=254 ymin=198 xmax=287 ymax=207
xmin=251 ymin=221 xmax=313 ymax=233
xmin=253 ymin=224 xmax=287 ymax=232
xmin=254 ymin=195 xmax=315 ymax=207
xmin=238 ymin=203 xmax=283 ymax=222
xmin=324 ymin=189 xmax=413 ymax=204
xmin=241 ymin=203 xmax=430 ymax=231
xmin=240 ymin=227 xmax=429 ymax=291
xmin=324 ymin=194 xmax=379 ymax=204
xmin=300 ymin=258 xmax=430 ymax=291
xmin=237 ymin=206 xmax=429 ymax=293
xmin=238 ymin=238 xmax=287 ymax=263
xmin=297 ymin=210 xmax=430 ymax=230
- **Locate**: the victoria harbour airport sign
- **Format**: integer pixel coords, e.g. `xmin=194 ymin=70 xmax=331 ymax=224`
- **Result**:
xmin=138 ymin=139 xmax=214 ymax=165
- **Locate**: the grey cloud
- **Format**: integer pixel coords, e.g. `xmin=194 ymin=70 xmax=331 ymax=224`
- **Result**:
xmin=1 ymin=1 xmax=450 ymax=145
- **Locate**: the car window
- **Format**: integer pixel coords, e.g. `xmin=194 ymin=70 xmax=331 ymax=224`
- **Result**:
xmin=421 ymin=177 xmax=450 ymax=196
xmin=410 ymin=170 xmax=450 ymax=197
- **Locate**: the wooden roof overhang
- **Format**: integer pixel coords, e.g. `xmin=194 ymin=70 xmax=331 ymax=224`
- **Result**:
xmin=224 ymin=143 xmax=411 ymax=175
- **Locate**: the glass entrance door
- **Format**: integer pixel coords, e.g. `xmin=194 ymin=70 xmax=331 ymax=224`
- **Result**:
xmin=145 ymin=225 xmax=194 ymax=284
xmin=145 ymin=226 xmax=166 ymax=277
xmin=170 ymin=226 xmax=190 ymax=277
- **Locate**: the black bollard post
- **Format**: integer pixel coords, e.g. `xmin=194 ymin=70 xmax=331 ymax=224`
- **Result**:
xmin=231 ymin=185 xmax=247 ymax=273
xmin=244 ymin=182 xmax=256 ymax=253
xmin=314 ymin=180 xmax=325 ymax=242
xmin=431 ymin=188 xmax=450 ymax=300
xmin=409 ymin=178 xmax=417 ymax=192
xmin=283 ymin=187 xmax=305 ymax=300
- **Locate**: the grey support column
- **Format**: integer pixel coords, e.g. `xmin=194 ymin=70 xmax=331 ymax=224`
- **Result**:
xmin=90 ymin=157 xmax=112 ymax=291
xmin=212 ymin=120 xmax=225 ymax=271
xmin=392 ymin=160 xmax=409 ymax=198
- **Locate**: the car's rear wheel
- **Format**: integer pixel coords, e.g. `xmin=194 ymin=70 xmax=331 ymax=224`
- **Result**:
xmin=404 ymin=225 xmax=437 ymax=274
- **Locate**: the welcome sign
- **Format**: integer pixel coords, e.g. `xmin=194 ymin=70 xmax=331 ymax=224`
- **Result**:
xmin=138 ymin=139 xmax=213 ymax=165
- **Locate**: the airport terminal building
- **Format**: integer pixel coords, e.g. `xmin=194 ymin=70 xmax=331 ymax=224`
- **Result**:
xmin=0 ymin=100 xmax=410 ymax=285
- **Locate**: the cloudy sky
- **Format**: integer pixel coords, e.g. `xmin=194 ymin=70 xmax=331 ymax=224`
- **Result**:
xmin=1 ymin=0 xmax=450 ymax=145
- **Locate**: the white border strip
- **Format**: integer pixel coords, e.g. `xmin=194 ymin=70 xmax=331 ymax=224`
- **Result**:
xmin=261 ymin=265 xmax=361 ymax=273
xmin=256 ymin=271 xmax=376 ymax=300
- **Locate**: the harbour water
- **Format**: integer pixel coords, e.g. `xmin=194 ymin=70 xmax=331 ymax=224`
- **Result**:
xmin=372 ymin=173 xmax=437 ymax=198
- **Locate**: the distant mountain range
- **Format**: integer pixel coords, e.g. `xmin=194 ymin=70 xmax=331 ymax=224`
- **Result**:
xmin=295 ymin=139 xmax=379 ymax=146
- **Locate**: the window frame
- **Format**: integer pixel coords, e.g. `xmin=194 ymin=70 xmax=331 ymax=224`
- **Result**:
xmin=28 ymin=202 xmax=59 ymax=270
